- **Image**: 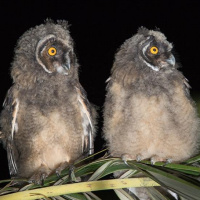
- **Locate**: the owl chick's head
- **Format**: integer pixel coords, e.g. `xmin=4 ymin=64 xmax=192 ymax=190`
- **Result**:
xmin=113 ymin=27 xmax=176 ymax=75
xmin=136 ymin=27 xmax=175 ymax=71
xmin=11 ymin=20 xmax=78 ymax=87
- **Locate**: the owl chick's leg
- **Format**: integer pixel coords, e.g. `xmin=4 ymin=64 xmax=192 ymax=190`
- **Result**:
xmin=29 ymin=163 xmax=51 ymax=185
xmin=121 ymin=153 xmax=145 ymax=164
xmin=55 ymin=162 xmax=78 ymax=182
xmin=55 ymin=161 xmax=69 ymax=176
xmin=150 ymin=155 xmax=172 ymax=165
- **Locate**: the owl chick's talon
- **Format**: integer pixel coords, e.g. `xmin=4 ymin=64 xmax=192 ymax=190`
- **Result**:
xmin=56 ymin=172 xmax=60 ymax=178
xmin=166 ymin=158 xmax=172 ymax=164
xmin=55 ymin=161 xmax=69 ymax=177
xmin=41 ymin=173 xmax=48 ymax=185
xmin=69 ymin=165 xmax=76 ymax=182
xmin=29 ymin=172 xmax=48 ymax=185
xmin=121 ymin=154 xmax=133 ymax=161
xmin=123 ymin=160 xmax=130 ymax=166
xmin=69 ymin=165 xmax=75 ymax=172
xmin=163 ymin=158 xmax=173 ymax=166
xmin=150 ymin=159 xmax=156 ymax=165
xmin=121 ymin=154 xmax=135 ymax=166
xmin=150 ymin=156 xmax=172 ymax=165
xmin=136 ymin=154 xmax=142 ymax=162
xmin=150 ymin=155 xmax=163 ymax=165
xmin=28 ymin=164 xmax=50 ymax=185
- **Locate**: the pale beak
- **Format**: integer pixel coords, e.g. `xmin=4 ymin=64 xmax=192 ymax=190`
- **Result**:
xmin=63 ymin=62 xmax=70 ymax=71
xmin=56 ymin=63 xmax=70 ymax=75
xmin=166 ymin=54 xmax=175 ymax=67
xmin=159 ymin=54 xmax=176 ymax=69
xmin=56 ymin=52 xmax=71 ymax=75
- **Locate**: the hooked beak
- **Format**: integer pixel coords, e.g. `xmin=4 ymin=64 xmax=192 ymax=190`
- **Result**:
xmin=55 ymin=52 xmax=71 ymax=75
xmin=159 ymin=54 xmax=176 ymax=69
xmin=166 ymin=54 xmax=175 ymax=67
xmin=61 ymin=51 xmax=71 ymax=75
xmin=63 ymin=62 xmax=70 ymax=71
xmin=56 ymin=63 xmax=70 ymax=75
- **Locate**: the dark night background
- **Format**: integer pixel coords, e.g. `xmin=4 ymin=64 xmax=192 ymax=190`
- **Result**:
xmin=0 ymin=0 xmax=200 ymax=198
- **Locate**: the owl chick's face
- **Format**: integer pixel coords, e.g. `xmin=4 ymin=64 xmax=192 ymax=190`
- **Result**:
xmin=36 ymin=34 xmax=74 ymax=75
xmin=138 ymin=30 xmax=175 ymax=71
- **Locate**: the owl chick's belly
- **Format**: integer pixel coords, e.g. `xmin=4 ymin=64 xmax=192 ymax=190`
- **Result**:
xmin=110 ymin=93 xmax=197 ymax=162
xmin=17 ymin=110 xmax=83 ymax=177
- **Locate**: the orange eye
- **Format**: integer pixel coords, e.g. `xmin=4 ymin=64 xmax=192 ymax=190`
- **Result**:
xmin=48 ymin=47 xmax=57 ymax=56
xmin=150 ymin=46 xmax=158 ymax=54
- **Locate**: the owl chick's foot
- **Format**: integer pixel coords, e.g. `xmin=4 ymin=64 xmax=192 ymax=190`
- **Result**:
xmin=121 ymin=153 xmax=137 ymax=166
xmin=29 ymin=164 xmax=51 ymax=185
xmin=163 ymin=158 xmax=173 ymax=166
xmin=69 ymin=165 xmax=76 ymax=182
xmin=55 ymin=162 xmax=78 ymax=182
xmin=55 ymin=161 xmax=69 ymax=177
xmin=136 ymin=154 xmax=144 ymax=162
xmin=150 ymin=156 xmax=173 ymax=165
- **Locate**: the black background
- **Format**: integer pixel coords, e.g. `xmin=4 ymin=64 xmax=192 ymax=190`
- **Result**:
xmin=0 ymin=0 xmax=200 ymax=196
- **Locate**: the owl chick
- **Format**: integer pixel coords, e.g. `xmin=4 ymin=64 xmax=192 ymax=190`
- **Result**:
xmin=0 ymin=20 xmax=96 ymax=184
xmin=104 ymin=27 xmax=199 ymax=163
xmin=103 ymin=27 xmax=200 ymax=199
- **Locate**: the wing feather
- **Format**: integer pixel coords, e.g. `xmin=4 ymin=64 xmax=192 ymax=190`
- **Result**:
xmin=183 ymin=78 xmax=191 ymax=98
xmin=75 ymin=84 xmax=94 ymax=156
xmin=2 ymin=87 xmax=19 ymax=176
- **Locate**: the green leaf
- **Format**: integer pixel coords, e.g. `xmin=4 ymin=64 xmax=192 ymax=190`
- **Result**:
xmin=85 ymin=192 xmax=101 ymax=200
xmin=95 ymin=161 xmax=136 ymax=179
xmin=114 ymin=189 xmax=137 ymax=200
xmin=83 ymin=193 xmax=93 ymax=200
xmin=141 ymin=160 xmax=200 ymax=176
xmin=76 ymin=159 xmax=135 ymax=181
xmin=53 ymin=175 xmax=70 ymax=186
xmin=19 ymin=184 xmax=35 ymax=191
xmin=53 ymin=196 xmax=68 ymax=200
xmin=88 ymin=160 xmax=115 ymax=181
xmin=0 ymin=179 xmax=13 ymax=184
xmin=184 ymin=154 xmax=200 ymax=165
xmin=62 ymin=193 xmax=88 ymax=200
xmin=128 ymin=161 xmax=200 ymax=200
xmin=146 ymin=187 xmax=173 ymax=200
xmin=119 ymin=170 xmax=138 ymax=179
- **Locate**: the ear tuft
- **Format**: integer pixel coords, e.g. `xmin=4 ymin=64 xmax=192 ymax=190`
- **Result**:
xmin=57 ymin=20 xmax=70 ymax=30
xmin=137 ymin=26 xmax=149 ymax=36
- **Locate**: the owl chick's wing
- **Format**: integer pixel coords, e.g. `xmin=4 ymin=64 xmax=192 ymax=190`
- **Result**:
xmin=183 ymin=78 xmax=191 ymax=98
xmin=2 ymin=87 xmax=19 ymax=176
xmin=75 ymin=84 xmax=94 ymax=156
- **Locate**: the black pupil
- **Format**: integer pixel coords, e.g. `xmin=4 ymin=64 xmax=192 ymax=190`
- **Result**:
xmin=153 ymin=48 xmax=156 ymax=52
xmin=51 ymin=49 xmax=55 ymax=53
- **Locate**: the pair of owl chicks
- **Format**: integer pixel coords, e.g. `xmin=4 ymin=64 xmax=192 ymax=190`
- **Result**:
xmin=0 ymin=20 xmax=199 ymax=197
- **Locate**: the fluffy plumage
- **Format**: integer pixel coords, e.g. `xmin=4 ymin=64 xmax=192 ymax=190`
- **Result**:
xmin=103 ymin=27 xmax=200 ymax=199
xmin=0 ymin=20 xmax=96 ymax=184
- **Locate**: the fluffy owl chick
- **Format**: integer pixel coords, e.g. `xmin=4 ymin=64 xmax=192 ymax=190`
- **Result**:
xmin=0 ymin=20 xmax=96 ymax=184
xmin=104 ymin=27 xmax=200 ymax=165
xmin=103 ymin=27 xmax=200 ymax=199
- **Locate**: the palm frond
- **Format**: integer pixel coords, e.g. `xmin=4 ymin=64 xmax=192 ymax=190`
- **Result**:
xmin=0 ymin=152 xmax=199 ymax=200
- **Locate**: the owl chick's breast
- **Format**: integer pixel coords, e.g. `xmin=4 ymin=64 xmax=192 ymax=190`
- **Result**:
xmin=104 ymin=70 xmax=199 ymax=162
xmin=13 ymin=79 xmax=84 ymax=177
